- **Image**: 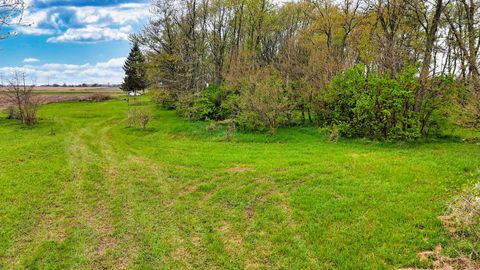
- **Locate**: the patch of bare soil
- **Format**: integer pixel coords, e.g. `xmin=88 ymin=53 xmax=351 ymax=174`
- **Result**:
xmin=226 ymin=165 xmax=251 ymax=173
xmin=191 ymin=234 xmax=202 ymax=247
xmin=400 ymin=212 xmax=480 ymax=270
xmin=438 ymin=215 xmax=457 ymax=233
xmin=217 ymin=221 xmax=243 ymax=255
xmin=172 ymin=247 xmax=189 ymax=260
xmin=245 ymin=206 xmax=255 ymax=220
xmin=399 ymin=245 xmax=479 ymax=270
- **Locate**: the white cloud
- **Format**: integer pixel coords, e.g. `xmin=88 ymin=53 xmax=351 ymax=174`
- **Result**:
xmin=96 ymin=57 xmax=127 ymax=68
xmin=16 ymin=8 xmax=56 ymax=35
xmin=47 ymin=25 xmax=132 ymax=43
xmin=23 ymin=58 xmax=41 ymax=63
xmin=0 ymin=57 xmax=126 ymax=85
xmin=17 ymin=2 xmax=149 ymax=42
xmin=72 ymin=3 xmax=149 ymax=25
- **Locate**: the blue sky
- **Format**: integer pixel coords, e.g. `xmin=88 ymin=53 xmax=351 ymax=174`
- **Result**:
xmin=0 ymin=0 xmax=150 ymax=85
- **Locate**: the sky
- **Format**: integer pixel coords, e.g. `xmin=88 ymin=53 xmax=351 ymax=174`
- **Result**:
xmin=0 ymin=0 xmax=150 ymax=85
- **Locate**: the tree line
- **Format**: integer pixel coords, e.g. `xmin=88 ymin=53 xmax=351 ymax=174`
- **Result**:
xmin=133 ymin=0 xmax=478 ymax=138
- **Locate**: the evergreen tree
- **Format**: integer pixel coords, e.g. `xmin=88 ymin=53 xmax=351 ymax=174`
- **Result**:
xmin=121 ymin=41 xmax=147 ymax=95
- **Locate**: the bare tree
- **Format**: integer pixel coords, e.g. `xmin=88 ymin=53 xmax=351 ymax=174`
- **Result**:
xmin=404 ymin=0 xmax=445 ymax=111
xmin=3 ymin=71 xmax=40 ymax=126
xmin=0 ymin=0 xmax=26 ymax=40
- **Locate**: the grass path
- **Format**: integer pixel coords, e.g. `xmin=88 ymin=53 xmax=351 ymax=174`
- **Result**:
xmin=0 ymin=100 xmax=479 ymax=269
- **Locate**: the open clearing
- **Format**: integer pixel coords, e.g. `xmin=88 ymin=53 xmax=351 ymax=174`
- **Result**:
xmin=0 ymin=99 xmax=479 ymax=269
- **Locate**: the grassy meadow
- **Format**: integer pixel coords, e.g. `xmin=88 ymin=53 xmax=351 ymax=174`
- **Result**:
xmin=0 ymin=98 xmax=479 ymax=269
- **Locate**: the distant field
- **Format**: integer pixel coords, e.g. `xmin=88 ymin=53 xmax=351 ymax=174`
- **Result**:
xmin=0 ymin=98 xmax=478 ymax=269
xmin=32 ymin=86 xmax=122 ymax=92
xmin=0 ymin=86 xmax=124 ymax=109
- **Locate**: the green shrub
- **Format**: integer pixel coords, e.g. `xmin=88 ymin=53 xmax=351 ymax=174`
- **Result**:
xmin=447 ymin=78 xmax=479 ymax=129
xmin=237 ymin=71 xmax=291 ymax=134
xmin=417 ymin=75 xmax=454 ymax=136
xmin=176 ymin=85 xmax=236 ymax=121
xmin=6 ymin=106 xmax=20 ymax=120
xmin=236 ymin=110 xmax=266 ymax=132
xmin=176 ymin=92 xmax=202 ymax=120
xmin=171 ymin=65 xmax=455 ymax=140
xmin=149 ymin=86 xmax=176 ymax=109
xmin=128 ymin=107 xmax=152 ymax=129
xmin=324 ymin=65 xmax=450 ymax=140
xmin=205 ymin=119 xmax=237 ymax=141
xmin=324 ymin=125 xmax=341 ymax=143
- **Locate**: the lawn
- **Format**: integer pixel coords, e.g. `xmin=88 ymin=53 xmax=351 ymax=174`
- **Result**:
xmin=0 ymin=99 xmax=478 ymax=269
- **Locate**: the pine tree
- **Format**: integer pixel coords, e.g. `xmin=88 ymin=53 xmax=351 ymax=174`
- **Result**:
xmin=121 ymin=41 xmax=147 ymax=95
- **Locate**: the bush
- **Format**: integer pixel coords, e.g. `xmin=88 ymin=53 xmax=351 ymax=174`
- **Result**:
xmin=128 ymin=107 xmax=152 ymax=129
xmin=205 ymin=119 xmax=237 ymax=140
xmin=458 ymin=84 xmax=480 ymax=129
xmin=4 ymin=72 xmax=40 ymax=126
xmin=149 ymin=86 xmax=176 ymax=109
xmin=165 ymin=65 xmax=457 ymax=140
xmin=418 ymin=75 xmax=457 ymax=136
xmin=237 ymin=70 xmax=291 ymax=134
xmin=88 ymin=93 xmax=111 ymax=102
xmin=324 ymin=65 xmax=450 ymax=140
xmin=326 ymin=65 xmax=415 ymax=139
xmin=445 ymin=184 xmax=480 ymax=260
xmin=176 ymin=92 xmax=200 ymax=120
xmin=6 ymin=106 xmax=20 ymax=120
xmin=176 ymin=85 xmax=236 ymax=121
xmin=324 ymin=125 xmax=341 ymax=142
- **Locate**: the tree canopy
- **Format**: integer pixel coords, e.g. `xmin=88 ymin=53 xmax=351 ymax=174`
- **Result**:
xmin=138 ymin=0 xmax=480 ymax=138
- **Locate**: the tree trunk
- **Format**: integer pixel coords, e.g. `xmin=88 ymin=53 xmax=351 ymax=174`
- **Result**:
xmin=415 ymin=0 xmax=443 ymax=112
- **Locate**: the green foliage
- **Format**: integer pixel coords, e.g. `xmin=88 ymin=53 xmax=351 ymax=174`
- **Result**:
xmin=237 ymin=71 xmax=291 ymax=134
xmin=323 ymin=125 xmax=341 ymax=143
xmin=170 ymin=65 xmax=458 ymax=140
xmin=447 ymin=78 xmax=480 ymax=129
xmin=138 ymin=0 xmax=480 ymax=140
xmin=128 ymin=107 xmax=152 ymax=129
xmin=176 ymin=85 xmax=236 ymax=121
xmin=324 ymin=65 xmax=452 ymax=140
xmin=121 ymin=41 xmax=147 ymax=94
xmin=418 ymin=75 xmax=457 ymax=136
xmin=149 ymin=86 xmax=176 ymax=109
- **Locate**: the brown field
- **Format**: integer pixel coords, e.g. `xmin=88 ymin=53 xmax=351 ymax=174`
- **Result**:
xmin=0 ymin=86 xmax=125 ymax=109
xmin=0 ymin=93 xmax=116 ymax=110
xmin=32 ymin=86 xmax=122 ymax=92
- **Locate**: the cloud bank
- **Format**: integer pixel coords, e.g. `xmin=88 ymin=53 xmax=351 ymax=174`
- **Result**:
xmin=18 ymin=0 xmax=149 ymax=42
xmin=0 ymin=57 xmax=126 ymax=85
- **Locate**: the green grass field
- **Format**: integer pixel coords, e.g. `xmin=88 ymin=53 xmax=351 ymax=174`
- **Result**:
xmin=0 ymin=99 xmax=479 ymax=269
